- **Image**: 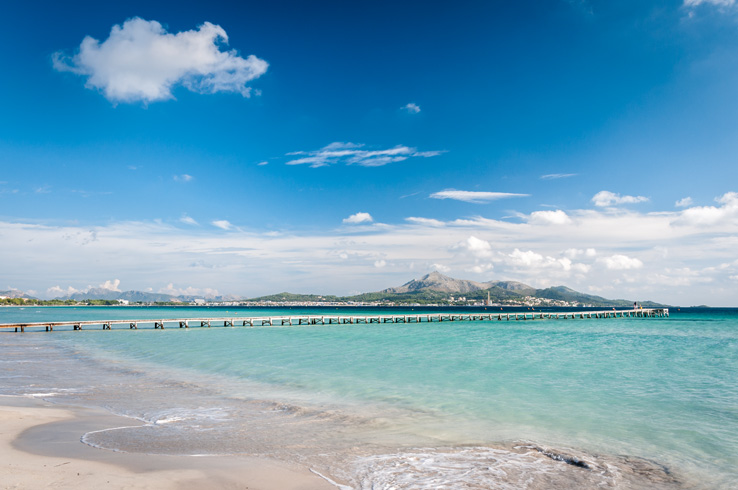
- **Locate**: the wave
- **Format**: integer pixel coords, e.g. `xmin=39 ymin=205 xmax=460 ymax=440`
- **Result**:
xmin=336 ymin=444 xmax=684 ymax=490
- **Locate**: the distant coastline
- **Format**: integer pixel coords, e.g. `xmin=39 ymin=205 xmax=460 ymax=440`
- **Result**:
xmin=1 ymin=272 xmax=670 ymax=308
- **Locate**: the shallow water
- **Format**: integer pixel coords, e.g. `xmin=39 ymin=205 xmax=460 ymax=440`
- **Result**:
xmin=1 ymin=306 xmax=736 ymax=488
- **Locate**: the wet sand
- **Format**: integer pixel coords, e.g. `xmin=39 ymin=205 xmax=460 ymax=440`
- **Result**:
xmin=0 ymin=395 xmax=338 ymax=490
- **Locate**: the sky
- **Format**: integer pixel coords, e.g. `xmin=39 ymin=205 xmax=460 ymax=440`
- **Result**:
xmin=1 ymin=0 xmax=738 ymax=305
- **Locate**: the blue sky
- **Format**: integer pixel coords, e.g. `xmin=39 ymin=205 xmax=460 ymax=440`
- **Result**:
xmin=1 ymin=0 xmax=738 ymax=305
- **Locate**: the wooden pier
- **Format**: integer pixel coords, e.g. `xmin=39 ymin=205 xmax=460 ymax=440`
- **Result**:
xmin=0 ymin=308 xmax=668 ymax=332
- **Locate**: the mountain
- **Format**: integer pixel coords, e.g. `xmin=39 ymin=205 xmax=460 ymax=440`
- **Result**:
xmin=382 ymin=271 xmax=492 ymax=294
xmin=58 ymin=289 xmax=180 ymax=302
xmin=486 ymin=280 xmax=536 ymax=294
xmin=370 ymin=272 xmax=665 ymax=307
xmin=0 ymin=289 xmax=36 ymax=299
xmin=117 ymin=290 xmax=181 ymax=302
xmin=382 ymin=272 xmax=537 ymax=295
xmin=55 ymin=289 xmax=240 ymax=303
xmin=46 ymin=272 xmax=665 ymax=307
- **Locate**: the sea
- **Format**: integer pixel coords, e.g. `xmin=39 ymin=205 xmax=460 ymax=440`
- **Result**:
xmin=1 ymin=306 xmax=736 ymax=489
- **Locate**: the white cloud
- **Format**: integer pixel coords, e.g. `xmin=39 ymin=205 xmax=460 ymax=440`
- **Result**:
xmin=675 ymin=197 xmax=694 ymax=208
xmin=159 ymin=283 xmax=220 ymax=298
xmin=180 ymin=214 xmax=198 ymax=225
xmin=430 ymin=189 xmax=529 ymax=204
xmin=285 ymin=142 xmax=442 ymax=168
xmin=674 ymin=192 xmax=738 ymax=226
xmin=540 ymin=173 xmax=577 ymax=180
xmin=405 ymin=217 xmax=446 ymax=227
xmin=592 ymin=190 xmax=649 ymax=207
xmin=374 ymin=260 xmax=387 ymax=268
xmin=572 ymin=263 xmax=591 ymax=274
xmin=565 ymin=248 xmax=597 ymax=259
xmin=402 ymin=103 xmax=421 ymax=113
xmin=507 ymin=249 xmax=545 ymax=268
xmin=431 ymin=263 xmax=451 ymax=273
xmin=453 ymin=236 xmax=493 ymax=259
xmin=528 ymin=210 xmax=572 ymax=225
xmin=46 ymin=285 xmax=80 ymax=296
xmin=174 ymin=174 xmax=194 ymax=182
xmin=504 ymin=249 xmax=576 ymax=272
xmin=257 ymin=161 xmax=269 ymax=166
xmin=468 ymin=263 xmax=494 ymax=274
xmin=53 ymin=17 xmax=268 ymax=103
xmin=4 ymin=190 xmax=738 ymax=305
xmin=599 ymin=255 xmax=644 ymax=270
xmin=99 ymin=279 xmax=122 ymax=291
xmin=212 ymin=220 xmax=233 ymax=230
xmin=684 ymin=0 xmax=735 ymax=7
xmin=343 ymin=212 xmax=374 ymax=225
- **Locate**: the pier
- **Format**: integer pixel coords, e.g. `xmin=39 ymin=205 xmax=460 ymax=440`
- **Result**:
xmin=0 ymin=308 xmax=668 ymax=332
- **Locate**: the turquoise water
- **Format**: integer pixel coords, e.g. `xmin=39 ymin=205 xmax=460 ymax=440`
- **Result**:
xmin=1 ymin=306 xmax=736 ymax=488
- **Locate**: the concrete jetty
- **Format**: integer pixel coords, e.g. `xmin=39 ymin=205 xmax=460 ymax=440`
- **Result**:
xmin=0 ymin=308 xmax=669 ymax=332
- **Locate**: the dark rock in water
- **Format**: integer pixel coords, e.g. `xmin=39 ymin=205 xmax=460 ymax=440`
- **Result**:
xmin=531 ymin=445 xmax=592 ymax=469
xmin=507 ymin=442 xmax=684 ymax=489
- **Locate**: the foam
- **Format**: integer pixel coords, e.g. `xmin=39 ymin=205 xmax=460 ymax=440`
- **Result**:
xmin=339 ymin=445 xmax=682 ymax=490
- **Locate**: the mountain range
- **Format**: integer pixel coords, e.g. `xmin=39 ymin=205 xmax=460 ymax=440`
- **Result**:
xmin=382 ymin=271 xmax=535 ymax=295
xmin=251 ymin=272 xmax=664 ymax=307
xmin=7 ymin=272 xmax=663 ymax=307
xmin=0 ymin=289 xmax=36 ymax=299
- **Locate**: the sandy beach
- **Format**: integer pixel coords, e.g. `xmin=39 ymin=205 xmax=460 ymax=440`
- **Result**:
xmin=0 ymin=395 xmax=337 ymax=490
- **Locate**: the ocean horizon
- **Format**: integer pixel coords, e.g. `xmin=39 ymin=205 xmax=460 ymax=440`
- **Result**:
xmin=1 ymin=305 xmax=736 ymax=489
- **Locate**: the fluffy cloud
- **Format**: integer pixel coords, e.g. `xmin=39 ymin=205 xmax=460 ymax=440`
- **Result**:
xmin=343 ymin=212 xmax=374 ymax=224
xmin=212 ymin=220 xmax=233 ymax=230
xmin=528 ymin=210 xmax=572 ymax=225
xmin=285 ymin=142 xmax=442 ymax=168
xmin=159 ymin=283 xmax=220 ymax=298
xmin=430 ymin=189 xmax=529 ymax=204
xmin=506 ymin=249 xmax=572 ymax=271
xmin=97 ymin=279 xmax=122 ymax=291
xmin=53 ymin=18 xmax=268 ymax=103
xmin=674 ymin=192 xmax=738 ymax=226
xmin=453 ymin=236 xmax=493 ymax=258
xmin=180 ymin=214 xmax=198 ymax=225
xmin=431 ymin=263 xmax=451 ymax=273
xmin=46 ymin=285 xmax=80 ymax=296
xmin=402 ymin=103 xmax=421 ymax=113
xmin=675 ymin=197 xmax=694 ymax=208
xmin=599 ymin=255 xmax=644 ymax=270
xmin=374 ymin=260 xmax=387 ymax=268
xmin=565 ymin=248 xmax=597 ymax=259
xmin=4 ymin=190 xmax=738 ymax=305
xmin=592 ymin=191 xmax=649 ymax=207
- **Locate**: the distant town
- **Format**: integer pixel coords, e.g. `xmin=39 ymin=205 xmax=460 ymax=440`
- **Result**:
xmin=0 ymin=272 xmax=665 ymax=309
xmin=0 ymin=296 xmax=582 ymax=308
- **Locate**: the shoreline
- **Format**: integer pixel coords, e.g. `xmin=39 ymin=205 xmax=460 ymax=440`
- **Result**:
xmin=0 ymin=395 xmax=338 ymax=490
xmin=1 ymin=309 xmax=729 ymax=489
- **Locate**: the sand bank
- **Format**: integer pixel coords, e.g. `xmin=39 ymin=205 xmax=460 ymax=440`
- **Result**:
xmin=0 ymin=395 xmax=338 ymax=490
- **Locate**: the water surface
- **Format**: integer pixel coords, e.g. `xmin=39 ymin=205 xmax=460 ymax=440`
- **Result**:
xmin=1 ymin=306 xmax=735 ymax=488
